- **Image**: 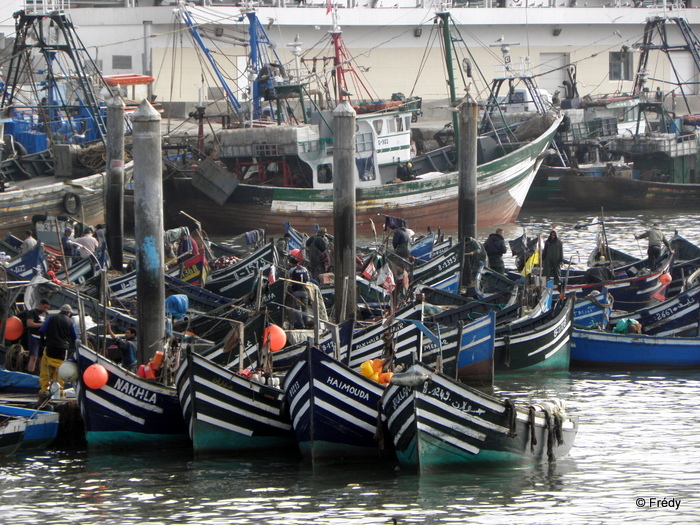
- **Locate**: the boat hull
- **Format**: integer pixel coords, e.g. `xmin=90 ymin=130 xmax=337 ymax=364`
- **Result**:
xmin=558 ymin=175 xmax=700 ymax=211
xmin=571 ymin=329 xmax=700 ymax=370
xmin=0 ymin=417 xmax=26 ymax=457
xmin=284 ymin=345 xmax=393 ymax=465
xmin=382 ymin=362 xmax=578 ymax=472
xmin=175 ymin=351 xmax=295 ymax=454
xmin=75 ymin=345 xmax=189 ymax=448
xmin=0 ymin=406 xmax=59 ymax=450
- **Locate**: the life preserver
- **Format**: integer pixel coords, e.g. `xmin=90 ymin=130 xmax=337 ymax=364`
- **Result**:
xmin=62 ymin=192 xmax=81 ymax=215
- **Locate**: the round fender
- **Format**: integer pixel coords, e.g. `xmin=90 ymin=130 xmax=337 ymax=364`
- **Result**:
xmin=62 ymin=192 xmax=82 ymax=215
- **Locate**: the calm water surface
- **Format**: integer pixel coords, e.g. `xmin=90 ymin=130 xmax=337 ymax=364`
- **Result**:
xmin=2 ymin=210 xmax=699 ymax=524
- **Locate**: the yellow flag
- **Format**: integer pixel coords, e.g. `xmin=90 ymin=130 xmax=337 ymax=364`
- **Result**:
xmin=521 ymin=249 xmax=540 ymax=276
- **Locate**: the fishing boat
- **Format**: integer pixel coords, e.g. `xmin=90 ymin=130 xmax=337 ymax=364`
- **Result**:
xmin=570 ymin=328 xmax=700 ymax=370
xmin=556 ymin=18 xmax=700 ymax=211
xmin=0 ymin=11 xmax=133 ymax=239
xmin=175 ymin=348 xmax=295 ymax=455
xmin=162 ymin=9 xmax=561 ymax=235
xmin=381 ymin=361 xmax=578 ymax=472
xmin=74 ymin=344 xmax=189 ymax=448
xmin=283 ymin=344 xmax=393 ymax=465
xmin=0 ymin=405 xmax=59 ymax=450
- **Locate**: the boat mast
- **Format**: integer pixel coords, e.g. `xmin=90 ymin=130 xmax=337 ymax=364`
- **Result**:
xmin=330 ymin=9 xmax=349 ymax=104
xmin=437 ymin=12 xmax=460 ymax=146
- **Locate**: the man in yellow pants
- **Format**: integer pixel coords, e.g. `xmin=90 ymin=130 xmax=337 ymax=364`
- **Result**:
xmin=38 ymin=304 xmax=78 ymax=395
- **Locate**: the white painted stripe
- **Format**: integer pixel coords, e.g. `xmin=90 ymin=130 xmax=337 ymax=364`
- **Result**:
xmin=315 ymin=398 xmax=376 ymax=434
xmin=417 ymin=421 xmax=481 ymax=455
xmin=85 ymin=390 xmax=146 ymax=426
xmin=196 ymin=390 xmax=290 ymax=430
xmin=198 ymin=412 xmax=253 ymax=437
xmin=419 ymin=392 xmax=506 ymax=435
xmin=288 ymin=381 xmax=309 ymax=416
xmin=293 ymin=399 xmax=310 ymax=430
xmin=424 ymin=372 xmax=505 ymax=414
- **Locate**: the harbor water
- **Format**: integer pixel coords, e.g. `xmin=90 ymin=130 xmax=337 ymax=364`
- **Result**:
xmin=2 ymin=209 xmax=700 ymax=524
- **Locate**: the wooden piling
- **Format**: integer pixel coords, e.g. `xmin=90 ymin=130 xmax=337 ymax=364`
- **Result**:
xmin=132 ymin=100 xmax=165 ymax=362
xmin=105 ymin=94 xmax=125 ymax=271
xmin=333 ymin=101 xmax=357 ymax=323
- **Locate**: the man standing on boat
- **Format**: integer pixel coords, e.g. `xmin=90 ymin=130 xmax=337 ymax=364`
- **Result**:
xmin=288 ymin=255 xmax=311 ymax=329
xmin=306 ymin=227 xmax=330 ymax=278
xmin=542 ymin=230 xmax=564 ymax=286
xmin=20 ymin=230 xmax=37 ymax=254
xmin=73 ymin=228 xmax=99 ymax=260
xmin=464 ymin=236 xmax=486 ymax=284
xmin=38 ymin=304 xmax=78 ymax=396
xmin=25 ymin=298 xmax=50 ymax=374
xmin=484 ymin=229 xmax=508 ymax=274
xmin=391 ymin=224 xmax=411 ymax=259
xmin=634 ymin=223 xmax=672 ymax=271
xmin=61 ymin=227 xmax=75 ymax=267
xmin=106 ymin=322 xmax=137 ymax=372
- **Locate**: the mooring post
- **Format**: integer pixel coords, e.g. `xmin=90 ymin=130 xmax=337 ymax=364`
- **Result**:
xmin=333 ymin=100 xmax=357 ymax=324
xmin=105 ymin=94 xmax=125 ymax=271
xmin=132 ymin=99 xmax=165 ymax=363
xmin=458 ymin=98 xmax=479 ymax=287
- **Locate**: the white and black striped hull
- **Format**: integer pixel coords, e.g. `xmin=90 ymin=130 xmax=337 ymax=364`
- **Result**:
xmin=284 ymin=345 xmax=393 ymax=465
xmin=176 ymin=352 xmax=295 ymax=454
xmin=75 ymin=345 xmax=189 ymax=448
xmin=382 ymin=362 xmax=578 ymax=472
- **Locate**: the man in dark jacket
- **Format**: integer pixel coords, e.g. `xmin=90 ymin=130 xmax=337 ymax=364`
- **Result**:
xmin=484 ymin=228 xmax=507 ymax=274
xmin=288 ymin=255 xmax=311 ymax=328
xmin=542 ymin=229 xmax=564 ymax=286
xmin=306 ymin=227 xmax=330 ymax=278
xmin=391 ymin=225 xmax=411 ymax=259
xmin=38 ymin=304 xmax=78 ymax=395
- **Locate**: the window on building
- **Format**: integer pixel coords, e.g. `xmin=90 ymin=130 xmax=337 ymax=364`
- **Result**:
xmin=609 ymin=51 xmax=633 ymax=81
xmin=112 ymin=55 xmax=132 ymax=70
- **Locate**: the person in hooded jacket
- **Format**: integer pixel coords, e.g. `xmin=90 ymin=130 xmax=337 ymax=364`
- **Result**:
xmin=542 ymin=229 xmax=564 ymax=286
xmin=483 ymin=228 xmax=507 ymax=274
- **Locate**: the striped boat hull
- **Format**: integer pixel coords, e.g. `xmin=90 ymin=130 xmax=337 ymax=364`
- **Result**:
xmin=284 ymin=345 xmax=393 ymax=465
xmin=175 ymin=351 xmax=295 ymax=454
xmin=382 ymin=362 xmax=578 ymax=472
xmin=75 ymin=345 xmax=189 ymax=448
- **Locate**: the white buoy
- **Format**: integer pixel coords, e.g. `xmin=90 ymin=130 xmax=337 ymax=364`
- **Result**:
xmin=58 ymin=360 xmax=79 ymax=382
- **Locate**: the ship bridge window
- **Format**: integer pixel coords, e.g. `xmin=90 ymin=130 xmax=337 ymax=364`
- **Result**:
xmin=396 ymin=116 xmax=404 ymax=132
xmin=356 ymin=131 xmax=373 ymax=153
xmin=387 ymin=119 xmax=396 ymax=133
xmin=610 ymin=51 xmax=634 ymax=81
xmin=373 ymin=120 xmax=383 ymax=135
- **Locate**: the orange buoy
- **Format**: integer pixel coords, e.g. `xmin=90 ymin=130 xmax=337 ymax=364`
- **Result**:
xmin=3 ymin=316 xmax=23 ymax=340
xmin=263 ymin=324 xmax=286 ymax=352
xmin=83 ymin=364 xmax=109 ymax=389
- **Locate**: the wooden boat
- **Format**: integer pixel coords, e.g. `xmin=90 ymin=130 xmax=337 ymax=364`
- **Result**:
xmin=0 ymin=405 xmax=59 ymax=450
xmin=491 ymin=295 xmax=574 ymax=375
xmin=162 ymin=10 xmax=561 ymax=235
xmin=381 ymin=361 xmax=578 ymax=472
xmin=570 ymin=328 xmax=700 ymax=370
xmin=0 ymin=12 xmax=133 ymax=239
xmin=75 ymin=344 xmax=189 ymax=448
xmin=0 ymin=416 xmax=26 ymax=457
xmin=283 ymin=344 xmax=393 ymax=465
xmin=175 ymin=349 xmax=295 ymax=455
xmin=0 ymin=368 xmax=40 ymax=395
xmin=608 ymin=284 xmax=700 ymax=337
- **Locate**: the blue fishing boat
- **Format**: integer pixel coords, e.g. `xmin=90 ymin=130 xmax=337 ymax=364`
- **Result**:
xmin=570 ymin=328 xmax=700 ymax=370
xmin=609 ymin=284 xmax=700 ymax=337
xmin=283 ymin=345 xmax=393 ymax=465
xmin=381 ymin=361 xmax=578 ymax=472
xmin=75 ymin=345 xmax=189 ymax=448
xmin=0 ymin=405 xmax=59 ymax=450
